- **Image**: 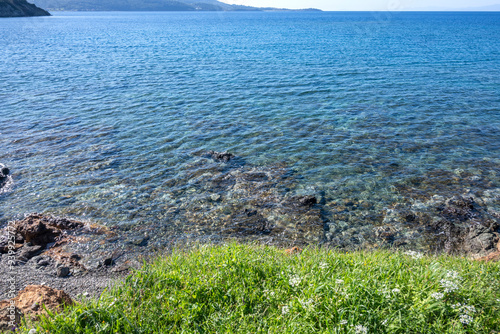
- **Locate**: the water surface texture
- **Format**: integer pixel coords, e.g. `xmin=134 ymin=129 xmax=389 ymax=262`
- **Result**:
xmin=1 ymin=12 xmax=499 ymax=251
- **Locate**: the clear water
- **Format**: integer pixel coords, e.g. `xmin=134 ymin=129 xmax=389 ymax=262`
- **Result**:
xmin=1 ymin=11 xmax=499 ymax=250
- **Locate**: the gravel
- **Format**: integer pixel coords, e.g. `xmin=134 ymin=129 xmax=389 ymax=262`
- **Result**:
xmin=0 ymin=253 xmax=129 ymax=300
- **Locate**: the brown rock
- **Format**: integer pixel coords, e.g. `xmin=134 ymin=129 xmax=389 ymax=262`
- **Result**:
xmin=285 ymin=246 xmax=302 ymax=255
xmin=14 ymin=213 xmax=84 ymax=247
xmin=476 ymin=239 xmax=500 ymax=262
xmin=13 ymin=285 xmax=73 ymax=320
xmin=477 ymin=251 xmax=500 ymax=262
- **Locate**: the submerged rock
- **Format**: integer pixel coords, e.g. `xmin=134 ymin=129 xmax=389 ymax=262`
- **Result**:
xmin=207 ymin=150 xmax=234 ymax=162
xmin=291 ymin=195 xmax=317 ymax=207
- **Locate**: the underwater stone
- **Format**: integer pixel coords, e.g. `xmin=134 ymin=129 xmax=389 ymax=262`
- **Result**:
xmin=291 ymin=195 xmax=317 ymax=207
xmin=207 ymin=150 xmax=234 ymax=162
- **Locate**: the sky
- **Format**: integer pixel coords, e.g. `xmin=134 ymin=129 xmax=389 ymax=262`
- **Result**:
xmin=221 ymin=0 xmax=500 ymax=11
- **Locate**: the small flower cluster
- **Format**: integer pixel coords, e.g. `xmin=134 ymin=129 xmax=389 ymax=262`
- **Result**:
xmin=445 ymin=270 xmax=462 ymax=280
xmin=263 ymin=290 xmax=275 ymax=299
xmin=405 ymin=250 xmax=424 ymax=259
xmin=289 ymin=275 xmax=302 ymax=287
xmin=282 ymin=305 xmax=289 ymax=314
xmin=452 ymin=303 xmax=476 ymax=325
xmin=440 ymin=279 xmax=459 ymax=293
xmin=430 ymin=292 xmax=444 ymax=300
xmin=354 ymin=325 xmax=368 ymax=334
xmin=319 ymin=262 xmax=329 ymax=270
xmin=459 ymin=314 xmax=473 ymax=325
xmin=440 ymin=272 xmax=462 ymax=294
xmin=299 ymin=298 xmax=314 ymax=309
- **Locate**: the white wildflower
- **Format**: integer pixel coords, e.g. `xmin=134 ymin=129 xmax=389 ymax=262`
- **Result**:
xmin=392 ymin=288 xmax=400 ymax=293
xmin=440 ymin=279 xmax=459 ymax=293
xmin=354 ymin=325 xmax=368 ymax=334
xmin=431 ymin=292 xmax=444 ymax=300
xmin=282 ymin=305 xmax=289 ymax=315
xmin=319 ymin=262 xmax=329 ymax=269
xmin=340 ymin=319 xmax=348 ymax=325
xmin=405 ymin=250 xmax=423 ymax=259
xmin=263 ymin=290 xmax=275 ymax=299
xmin=289 ymin=275 xmax=302 ymax=287
xmin=459 ymin=314 xmax=473 ymax=325
xmin=300 ymin=298 xmax=314 ymax=309
xmin=446 ymin=270 xmax=462 ymax=281
xmin=461 ymin=305 xmax=476 ymax=314
xmin=454 ymin=304 xmax=476 ymax=314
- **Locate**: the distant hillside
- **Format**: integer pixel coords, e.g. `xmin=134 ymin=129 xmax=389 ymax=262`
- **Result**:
xmin=0 ymin=0 xmax=50 ymax=17
xmin=407 ymin=3 xmax=500 ymax=11
xmin=461 ymin=4 xmax=500 ymax=11
xmin=31 ymin=0 xmax=320 ymax=11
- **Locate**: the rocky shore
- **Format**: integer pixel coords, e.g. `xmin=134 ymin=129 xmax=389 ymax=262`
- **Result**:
xmin=0 ymin=151 xmax=499 ymax=329
xmin=0 ymin=0 xmax=50 ymax=17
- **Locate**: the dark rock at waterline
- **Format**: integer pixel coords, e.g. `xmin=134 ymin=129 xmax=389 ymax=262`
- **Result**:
xmin=0 ymin=164 xmax=9 ymax=189
xmin=0 ymin=0 xmax=50 ymax=17
xmin=207 ymin=150 xmax=234 ymax=162
xmin=425 ymin=195 xmax=499 ymax=255
xmin=0 ymin=165 xmax=8 ymax=178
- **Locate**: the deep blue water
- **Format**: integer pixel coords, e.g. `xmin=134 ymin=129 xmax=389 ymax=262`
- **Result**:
xmin=0 ymin=11 xmax=499 ymax=248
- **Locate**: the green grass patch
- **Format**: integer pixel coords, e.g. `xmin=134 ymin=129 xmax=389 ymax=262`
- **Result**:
xmin=23 ymin=244 xmax=500 ymax=333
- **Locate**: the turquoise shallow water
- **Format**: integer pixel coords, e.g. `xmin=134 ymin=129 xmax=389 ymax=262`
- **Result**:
xmin=0 ymin=11 xmax=499 ymax=250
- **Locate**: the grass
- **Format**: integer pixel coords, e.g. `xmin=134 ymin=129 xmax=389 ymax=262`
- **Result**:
xmin=21 ymin=243 xmax=500 ymax=333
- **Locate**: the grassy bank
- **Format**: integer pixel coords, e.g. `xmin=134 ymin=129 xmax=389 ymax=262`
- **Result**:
xmin=23 ymin=244 xmax=500 ymax=333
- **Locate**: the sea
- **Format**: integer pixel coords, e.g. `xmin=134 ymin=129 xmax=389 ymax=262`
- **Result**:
xmin=0 ymin=11 xmax=499 ymax=253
